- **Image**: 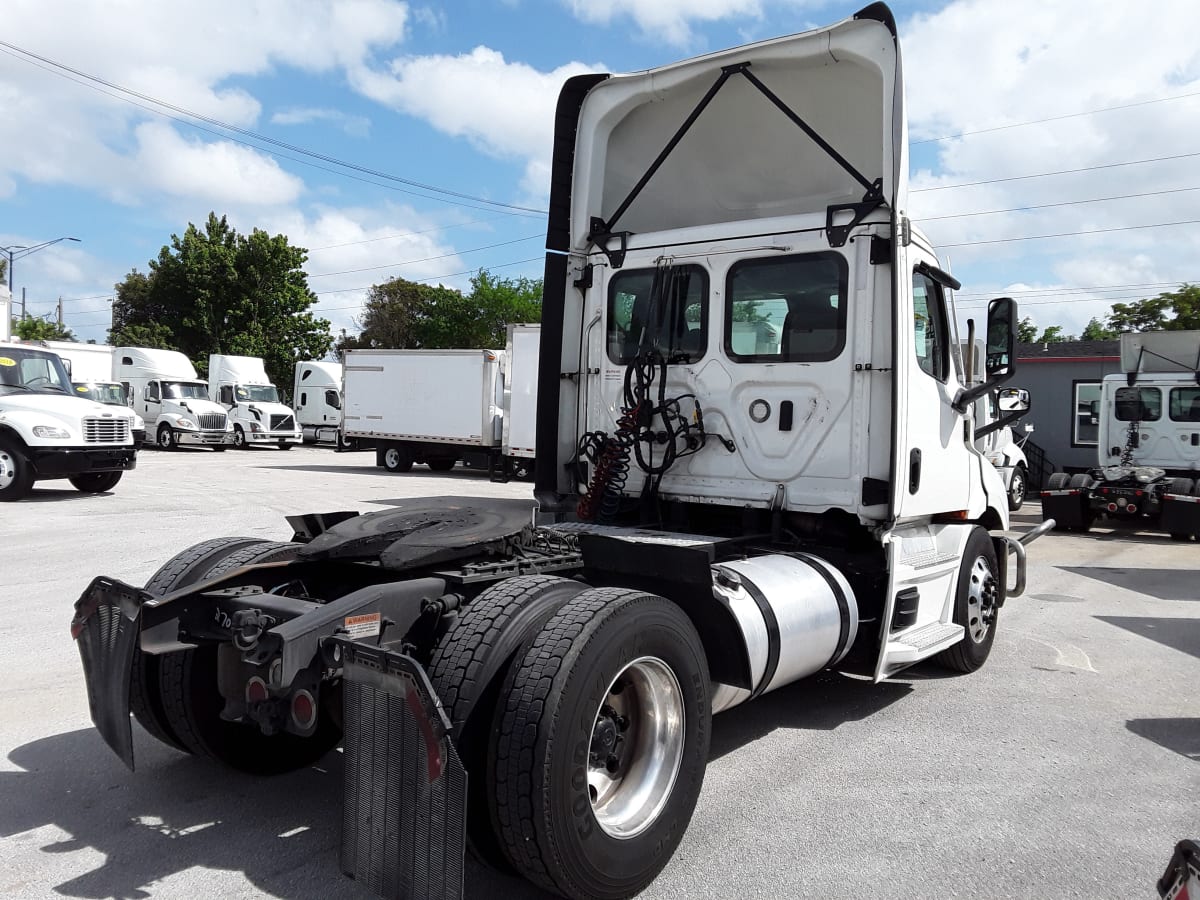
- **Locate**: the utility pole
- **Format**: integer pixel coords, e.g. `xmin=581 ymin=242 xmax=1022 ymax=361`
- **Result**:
xmin=57 ymin=296 xmax=64 ymax=327
xmin=20 ymin=288 xmax=26 ymax=319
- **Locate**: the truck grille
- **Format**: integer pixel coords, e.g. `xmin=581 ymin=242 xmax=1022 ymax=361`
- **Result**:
xmin=83 ymin=417 xmax=130 ymax=444
xmin=270 ymin=413 xmax=295 ymax=432
xmin=197 ymin=413 xmax=227 ymax=431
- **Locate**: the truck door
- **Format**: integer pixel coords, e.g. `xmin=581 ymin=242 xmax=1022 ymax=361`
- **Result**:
xmin=892 ymin=257 xmax=974 ymax=520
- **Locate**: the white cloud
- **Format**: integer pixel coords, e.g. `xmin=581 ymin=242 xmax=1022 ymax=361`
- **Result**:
xmin=270 ymin=107 xmax=371 ymax=137
xmin=902 ymin=0 xmax=1200 ymax=336
xmin=129 ymin=122 xmax=304 ymax=206
xmin=352 ymin=46 xmax=599 ymax=198
xmin=563 ymin=0 xmax=764 ymax=47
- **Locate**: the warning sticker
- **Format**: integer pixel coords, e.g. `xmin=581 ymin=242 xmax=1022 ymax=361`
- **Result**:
xmin=344 ymin=612 xmax=381 ymax=639
xmin=0 ymin=357 xmax=15 ymax=367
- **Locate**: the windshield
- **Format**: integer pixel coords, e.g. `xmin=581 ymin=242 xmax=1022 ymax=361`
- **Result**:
xmin=164 ymin=381 xmax=209 ymax=400
xmin=73 ymin=382 xmax=128 ymax=405
xmin=236 ymin=384 xmax=280 ymax=403
xmin=0 ymin=347 xmax=73 ymax=394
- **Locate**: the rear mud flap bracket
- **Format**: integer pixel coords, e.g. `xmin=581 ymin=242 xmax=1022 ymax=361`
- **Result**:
xmin=337 ymin=640 xmax=467 ymax=900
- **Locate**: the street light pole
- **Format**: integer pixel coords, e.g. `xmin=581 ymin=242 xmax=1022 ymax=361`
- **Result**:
xmin=1 ymin=236 xmax=82 ymax=305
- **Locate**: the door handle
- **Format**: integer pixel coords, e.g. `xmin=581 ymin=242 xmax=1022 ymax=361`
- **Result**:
xmin=908 ymin=448 xmax=922 ymax=494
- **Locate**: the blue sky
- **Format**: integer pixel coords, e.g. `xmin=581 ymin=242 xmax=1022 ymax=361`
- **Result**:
xmin=2 ymin=0 xmax=1198 ymax=346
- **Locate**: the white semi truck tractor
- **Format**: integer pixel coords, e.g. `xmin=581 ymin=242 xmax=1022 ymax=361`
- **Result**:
xmin=208 ymin=354 xmax=302 ymax=450
xmin=0 ymin=340 xmax=137 ymax=500
xmin=293 ymin=360 xmax=344 ymax=445
xmin=34 ymin=340 xmax=147 ymax=445
xmin=71 ymin=6 xmax=1053 ymax=899
xmin=114 ymin=347 xmax=234 ymax=450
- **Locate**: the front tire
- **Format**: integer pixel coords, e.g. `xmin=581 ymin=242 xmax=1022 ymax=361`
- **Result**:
xmin=381 ymin=444 xmax=413 ymax=473
xmin=69 ymin=471 xmax=123 ymax=493
xmin=1008 ymin=465 xmax=1027 ymax=511
xmin=493 ymin=588 xmax=711 ymax=899
xmin=156 ymin=424 xmax=176 ymax=451
xmin=0 ymin=440 xmax=35 ymax=501
xmin=936 ymin=527 xmax=1000 ymax=673
xmin=233 ymin=425 xmax=247 ymax=449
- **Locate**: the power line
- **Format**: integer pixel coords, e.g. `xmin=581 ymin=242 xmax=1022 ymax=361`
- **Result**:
xmin=311 ymin=256 xmax=546 ymax=311
xmin=307 ymin=216 xmax=517 ymax=252
xmin=935 ymin=219 xmax=1200 ymax=248
xmin=911 ymin=151 xmax=1200 ymax=193
xmin=306 ymin=235 xmax=542 ymax=279
xmin=921 ymin=186 xmax=1200 ymax=221
xmin=955 ymin=280 xmax=1190 ymax=300
xmin=0 ymin=39 xmax=549 ymax=216
xmin=913 ymin=90 xmax=1200 ymax=145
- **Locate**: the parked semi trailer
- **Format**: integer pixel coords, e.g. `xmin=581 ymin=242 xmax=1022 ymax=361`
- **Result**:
xmin=72 ymin=7 xmax=1052 ymax=899
xmin=344 ymin=323 xmax=540 ymax=479
xmin=1041 ymin=330 xmax=1200 ymax=539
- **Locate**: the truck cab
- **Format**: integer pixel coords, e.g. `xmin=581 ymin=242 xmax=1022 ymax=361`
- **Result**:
xmin=0 ymin=341 xmax=137 ymax=500
xmin=209 ymin=355 xmax=302 ymax=450
xmin=114 ymin=347 xmax=234 ymax=450
xmin=293 ymin=360 xmax=343 ymax=445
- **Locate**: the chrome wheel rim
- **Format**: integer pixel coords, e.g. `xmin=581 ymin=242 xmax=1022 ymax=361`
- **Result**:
xmin=1010 ymin=473 xmax=1025 ymax=507
xmin=0 ymin=450 xmax=15 ymax=490
xmin=158 ymin=428 xmax=171 ymax=448
xmin=234 ymin=429 xmax=245 ymax=447
xmin=385 ymin=448 xmax=400 ymax=469
xmin=965 ymin=555 xmax=998 ymax=643
xmin=588 ymin=655 xmax=685 ymax=840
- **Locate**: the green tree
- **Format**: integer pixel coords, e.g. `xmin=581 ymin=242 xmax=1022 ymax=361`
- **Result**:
xmin=345 ymin=269 xmax=542 ymax=351
xmin=1016 ymin=316 xmax=1038 ymax=343
xmin=110 ymin=213 xmax=332 ymax=387
xmin=1080 ymin=317 xmax=1117 ymax=340
xmin=12 ymin=317 xmax=76 ymax=341
xmin=1036 ymin=325 xmax=1073 ymax=343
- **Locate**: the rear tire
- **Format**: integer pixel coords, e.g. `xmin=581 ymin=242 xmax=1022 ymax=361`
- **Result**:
xmin=493 ymin=588 xmax=710 ymax=899
xmin=1168 ymin=477 xmax=1195 ymax=496
xmin=1046 ymin=472 xmax=1069 ymax=490
xmin=134 ymin=536 xmax=264 ymax=752
xmin=155 ymin=539 xmax=339 ymax=774
xmin=427 ymin=457 xmax=456 ymax=472
xmin=936 ymin=527 xmax=1000 ymax=674
xmin=427 ymin=575 xmax=587 ymax=868
xmin=1068 ymin=473 xmax=1090 ymax=490
xmin=0 ymin=440 xmax=35 ymax=501
xmin=69 ymin=471 xmax=123 ymax=493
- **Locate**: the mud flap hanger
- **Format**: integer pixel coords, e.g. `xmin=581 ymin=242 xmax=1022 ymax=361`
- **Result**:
xmin=587 ymin=61 xmax=886 ymax=266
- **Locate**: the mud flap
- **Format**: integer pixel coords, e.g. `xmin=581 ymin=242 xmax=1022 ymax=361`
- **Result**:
xmin=338 ymin=641 xmax=467 ymax=900
xmin=70 ymin=576 xmax=145 ymax=771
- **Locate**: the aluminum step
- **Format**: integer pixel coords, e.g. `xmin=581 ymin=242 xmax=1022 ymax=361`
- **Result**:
xmin=885 ymin=622 xmax=964 ymax=664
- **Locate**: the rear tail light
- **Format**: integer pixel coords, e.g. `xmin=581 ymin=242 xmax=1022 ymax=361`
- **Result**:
xmin=1108 ymin=503 xmax=1118 ymax=512
xmin=291 ymin=689 xmax=317 ymax=731
xmin=1127 ymin=504 xmax=1137 ymax=514
xmin=245 ymin=676 xmax=269 ymax=704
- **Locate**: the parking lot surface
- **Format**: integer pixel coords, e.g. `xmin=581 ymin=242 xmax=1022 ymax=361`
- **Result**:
xmin=1 ymin=446 xmax=1196 ymax=899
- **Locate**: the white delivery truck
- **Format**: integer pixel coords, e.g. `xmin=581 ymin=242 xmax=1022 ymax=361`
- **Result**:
xmin=293 ymin=360 xmax=345 ymax=445
xmin=73 ymin=8 xmax=1054 ymax=900
xmin=114 ymin=347 xmax=234 ymax=450
xmin=343 ymin=324 xmax=540 ymax=479
xmin=208 ymin=354 xmax=302 ymax=450
xmin=33 ymin=340 xmax=146 ymax=445
xmin=0 ymin=340 xmax=137 ymax=500
xmin=1042 ymin=330 xmax=1200 ymax=538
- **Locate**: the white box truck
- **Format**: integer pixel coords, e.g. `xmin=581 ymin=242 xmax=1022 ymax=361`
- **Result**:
xmin=0 ymin=340 xmax=137 ymax=500
xmin=293 ymin=360 xmax=345 ymax=445
xmin=114 ymin=347 xmax=234 ymax=450
xmin=1042 ymin=330 xmax=1200 ymax=538
xmin=73 ymin=7 xmax=1054 ymax=899
xmin=343 ymin=324 xmax=540 ymax=479
xmin=208 ymin=354 xmax=302 ymax=450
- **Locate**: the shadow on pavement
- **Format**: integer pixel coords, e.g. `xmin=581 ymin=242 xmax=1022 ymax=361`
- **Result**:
xmin=1096 ymin=616 xmax=1200 ymax=661
xmin=708 ymin=670 xmax=911 ymax=761
xmin=1060 ymin=567 xmax=1198 ymax=601
xmin=1127 ymin=718 xmax=1200 ymax=762
xmin=0 ymin=729 xmax=545 ymax=900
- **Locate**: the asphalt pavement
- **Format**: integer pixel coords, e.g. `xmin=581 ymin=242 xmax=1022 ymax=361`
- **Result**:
xmin=1 ymin=446 xmax=1196 ymax=899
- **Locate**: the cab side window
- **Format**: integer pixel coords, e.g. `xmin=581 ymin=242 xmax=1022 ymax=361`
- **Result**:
xmin=912 ymin=271 xmax=949 ymax=382
xmin=220 ymin=385 xmax=234 ymax=405
xmin=147 ymin=382 xmax=160 ymax=402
